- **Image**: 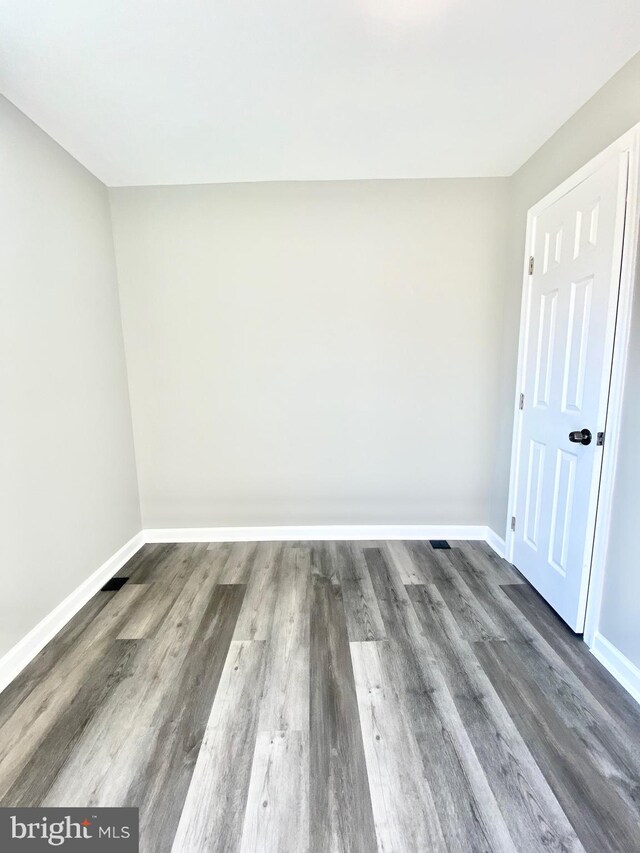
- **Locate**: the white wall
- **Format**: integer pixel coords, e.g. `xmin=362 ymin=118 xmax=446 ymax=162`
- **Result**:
xmin=110 ymin=179 xmax=509 ymax=529
xmin=489 ymin=51 xmax=640 ymax=671
xmin=0 ymin=96 xmax=141 ymax=658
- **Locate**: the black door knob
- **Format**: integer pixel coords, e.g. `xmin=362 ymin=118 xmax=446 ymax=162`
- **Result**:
xmin=569 ymin=428 xmax=592 ymax=446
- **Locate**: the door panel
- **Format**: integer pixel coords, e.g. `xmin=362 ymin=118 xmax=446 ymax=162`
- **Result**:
xmin=523 ymin=439 xmax=545 ymax=550
xmin=512 ymin=151 xmax=628 ymax=631
xmin=533 ymin=289 xmax=557 ymax=407
xmin=548 ymin=448 xmax=576 ymax=577
xmin=561 ymin=276 xmax=592 ymax=413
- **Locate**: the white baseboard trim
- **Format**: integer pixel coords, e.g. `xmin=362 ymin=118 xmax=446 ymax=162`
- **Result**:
xmin=143 ymin=524 xmax=488 ymax=543
xmin=590 ymin=632 xmax=640 ymax=707
xmin=0 ymin=531 xmax=145 ymax=694
xmin=485 ymin=528 xmax=506 ymax=559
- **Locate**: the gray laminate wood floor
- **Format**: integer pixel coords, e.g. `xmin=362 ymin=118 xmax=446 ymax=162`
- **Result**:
xmin=1 ymin=540 xmax=639 ymax=852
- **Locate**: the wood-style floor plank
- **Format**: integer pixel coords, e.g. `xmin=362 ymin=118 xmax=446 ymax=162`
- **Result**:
xmin=127 ymin=583 xmax=246 ymax=853
xmin=406 ymin=582 xmax=584 ymax=852
xmin=350 ymin=639 xmax=446 ymax=852
xmin=451 ymin=540 xmax=523 ymax=586
xmin=257 ymin=546 xmax=310 ymax=732
xmin=42 ymin=544 xmax=232 ymax=808
xmin=171 ymin=640 xmax=266 ymax=853
xmin=496 ymin=632 xmax=640 ymax=777
xmin=0 ymin=590 xmax=116 ymax=731
xmin=431 ymin=550 xmax=506 ymax=641
xmin=379 ymin=540 xmax=422 ymax=584
xmin=333 ymin=543 xmax=386 ymax=642
xmin=112 ymin=542 xmax=164 ymax=579
xmin=0 ymin=583 xmax=148 ymax=800
xmin=475 ymin=638 xmax=640 ymax=853
xmin=0 ymin=639 xmax=141 ymax=807
xmin=384 ymin=540 xmax=444 ymax=585
xmin=233 ymin=542 xmax=282 ymax=640
xmin=309 ymin=547 xmax=378 ymax=853
xmin=116 ymin=582 xmax=176 ymax=639
xmin=124 ymin=543 xmax=178 ymax=584
xmin=240 ymin=729 xmax=309 ymax=853
xmin=443 ymin=548 xmax=532 ymax=642
xmin=218 ymin=541 xmax=258 ymax=585
xmin=502 ymin=581 xmax=640 ymax=736
xmin=364 ymin=548 xmax=517 ymax=853
xmin=449 ymin=552 xmax=640 ymax=784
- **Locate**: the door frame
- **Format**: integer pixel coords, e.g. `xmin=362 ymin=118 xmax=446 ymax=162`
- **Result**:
xmin=505 ymin=122 xmax=640 ymax=639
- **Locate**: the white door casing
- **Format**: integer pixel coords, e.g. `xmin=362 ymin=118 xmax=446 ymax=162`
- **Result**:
xmin=508 ymin=148 xmax=629 ymax=632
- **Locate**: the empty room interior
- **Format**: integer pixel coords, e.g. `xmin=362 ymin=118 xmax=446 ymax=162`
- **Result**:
xmin=2 ymin=2 xmax=640 ymax=851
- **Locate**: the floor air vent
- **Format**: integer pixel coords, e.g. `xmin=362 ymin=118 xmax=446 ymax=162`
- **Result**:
xmin=101 ymin=577 xmax=129 ymax=591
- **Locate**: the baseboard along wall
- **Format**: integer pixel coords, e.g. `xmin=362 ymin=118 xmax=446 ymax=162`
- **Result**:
xmin=484 ymin=527 xmax=506 ymax=559
xmin=0 ymin=532 xmax=145 ymax=694
xmin=590 ymin=632 xmax=640 ymax=707
xmin=143 ymin=524 xmax=489 ymax=543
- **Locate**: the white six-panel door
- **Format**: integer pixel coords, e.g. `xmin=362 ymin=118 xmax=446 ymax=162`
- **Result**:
xmin=512 ymin=150 xmax=629 ymax=632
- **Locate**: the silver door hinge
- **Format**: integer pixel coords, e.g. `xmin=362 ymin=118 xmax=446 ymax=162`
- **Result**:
xmin=528 ymin=256 xmax=535 ymax=275
xmin=519 ymin=393 xmax=525 ymax=410
xmin=511 ymin=516 xmax=516 ymax=532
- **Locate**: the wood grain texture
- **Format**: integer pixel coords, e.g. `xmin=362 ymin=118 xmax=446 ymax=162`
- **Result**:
xmin=0 ymin=639 xmax=141 ymax=807
xmin=128 ymin=583 xmax=246 ymax=853
xmin=432 ymin=550 xmax=506 ymax=641
xmin=0 ymin=591 xmax=116 ymax=731
xmin=333 ymin=543 xmax=386 ymax=642
xmin=406 ymin=582 xmax=584 ymax=852
xmin=123 ymin=543 xmax=177 ymax=583
xmin=171 ymin=640 xmax=266 ymax=853
xmin=363 ymin=548 xmax=515 ymax=853
xmin=233 ymin=542 xmax=281 ymax=640
xmin=116 ymin=582 xmax=176 ymax=639
xmin=0 ymin=540 xmax=638 ymax=853
xmin=310 ymin=547 xmax=378 ymax=853
xmin=443 ymin=548 xmax=532 ymax=642
xmin=240 ymin=730 xmax=309 ymax=853
xmin=452 ymin=540 xmax=523 ymax=586
xmin=0 ymin=584 xmax=148 ymax=800
xmin=257 ymin=546 xmax=310 ymax=732
xmin=475 ymin=639 xmax=640 ymax=853
xmin=112 ymin=542 xmax=161 ymax=578
xmin=43 ymin=544 xmax=232 ymax=809
xmin=218 ymin=541 xmax=259 ymax=585
xmin=502 ymin=581 xmax=640 ymax=737
xmin=383 ymin=540 xmax=443 ymax=585
xmin=350 ymin=640 xmax=446 ymax=851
